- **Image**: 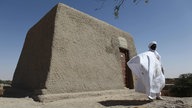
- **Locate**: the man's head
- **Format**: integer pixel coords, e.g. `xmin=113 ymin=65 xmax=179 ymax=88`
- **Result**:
xmin=148 ymin=41 xmax=157 ymax=51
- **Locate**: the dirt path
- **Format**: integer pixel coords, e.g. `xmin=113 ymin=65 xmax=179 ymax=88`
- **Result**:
xmin=0 ymin=89 xmax=192 ymax=108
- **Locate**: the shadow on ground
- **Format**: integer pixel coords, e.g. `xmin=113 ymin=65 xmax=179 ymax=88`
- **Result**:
xmin=99 ymin=99 xmax=152 ymax=107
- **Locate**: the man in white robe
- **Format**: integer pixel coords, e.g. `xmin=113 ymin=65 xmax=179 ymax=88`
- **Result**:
xmin=127 ymin=41 xmax=165 ymax=100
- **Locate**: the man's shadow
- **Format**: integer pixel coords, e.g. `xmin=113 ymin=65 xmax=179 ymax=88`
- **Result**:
xmin=99 ymin=99 xmax=152 ymax=107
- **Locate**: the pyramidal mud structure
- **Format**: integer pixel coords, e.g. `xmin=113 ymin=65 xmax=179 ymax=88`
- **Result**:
xmin=10 ymin=3 xmax=136 ymax=101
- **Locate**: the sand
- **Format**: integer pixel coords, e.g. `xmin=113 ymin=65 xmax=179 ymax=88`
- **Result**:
xmin=0 ymin=89 xmax=192 ymax=108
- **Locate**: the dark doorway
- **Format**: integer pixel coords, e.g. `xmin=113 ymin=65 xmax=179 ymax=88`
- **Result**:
xmin=119 ymin=48 xmax=134 ymax=89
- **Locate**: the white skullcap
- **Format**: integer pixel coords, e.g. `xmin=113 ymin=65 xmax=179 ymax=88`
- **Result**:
xmin=148 ymin=41 xmax=157 ymax=49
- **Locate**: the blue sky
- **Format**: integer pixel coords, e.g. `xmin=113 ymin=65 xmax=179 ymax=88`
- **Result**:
xmin=0 ymin=0 xmax=191 ymax=80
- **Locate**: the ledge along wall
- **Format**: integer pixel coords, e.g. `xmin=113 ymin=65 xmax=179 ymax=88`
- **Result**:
xmin=11 ymin=3 xmax=137 ymax=96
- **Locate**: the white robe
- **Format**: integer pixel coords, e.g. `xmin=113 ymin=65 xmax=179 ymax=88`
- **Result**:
xmin=127 ymin=51 xmax=165 ymax=96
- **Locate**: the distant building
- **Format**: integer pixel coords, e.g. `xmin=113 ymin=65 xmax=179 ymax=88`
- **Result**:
xmin=11 ymin=3 xmax=136 ymax=101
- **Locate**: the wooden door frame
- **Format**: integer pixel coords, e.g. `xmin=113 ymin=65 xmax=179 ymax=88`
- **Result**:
xmin=119 ymin=47 xmax=134 ymax=89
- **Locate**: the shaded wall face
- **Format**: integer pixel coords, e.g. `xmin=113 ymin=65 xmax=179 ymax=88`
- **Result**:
xmin=11 ymin=7 xmax=57 ymax=90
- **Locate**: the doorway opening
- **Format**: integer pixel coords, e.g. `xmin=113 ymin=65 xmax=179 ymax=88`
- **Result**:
xmin=119 ymin=48 xmax=134 ymax=89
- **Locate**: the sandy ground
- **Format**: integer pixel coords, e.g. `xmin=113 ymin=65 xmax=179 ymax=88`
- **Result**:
xmin=0 ymin=89 xmax=192 ymax=108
